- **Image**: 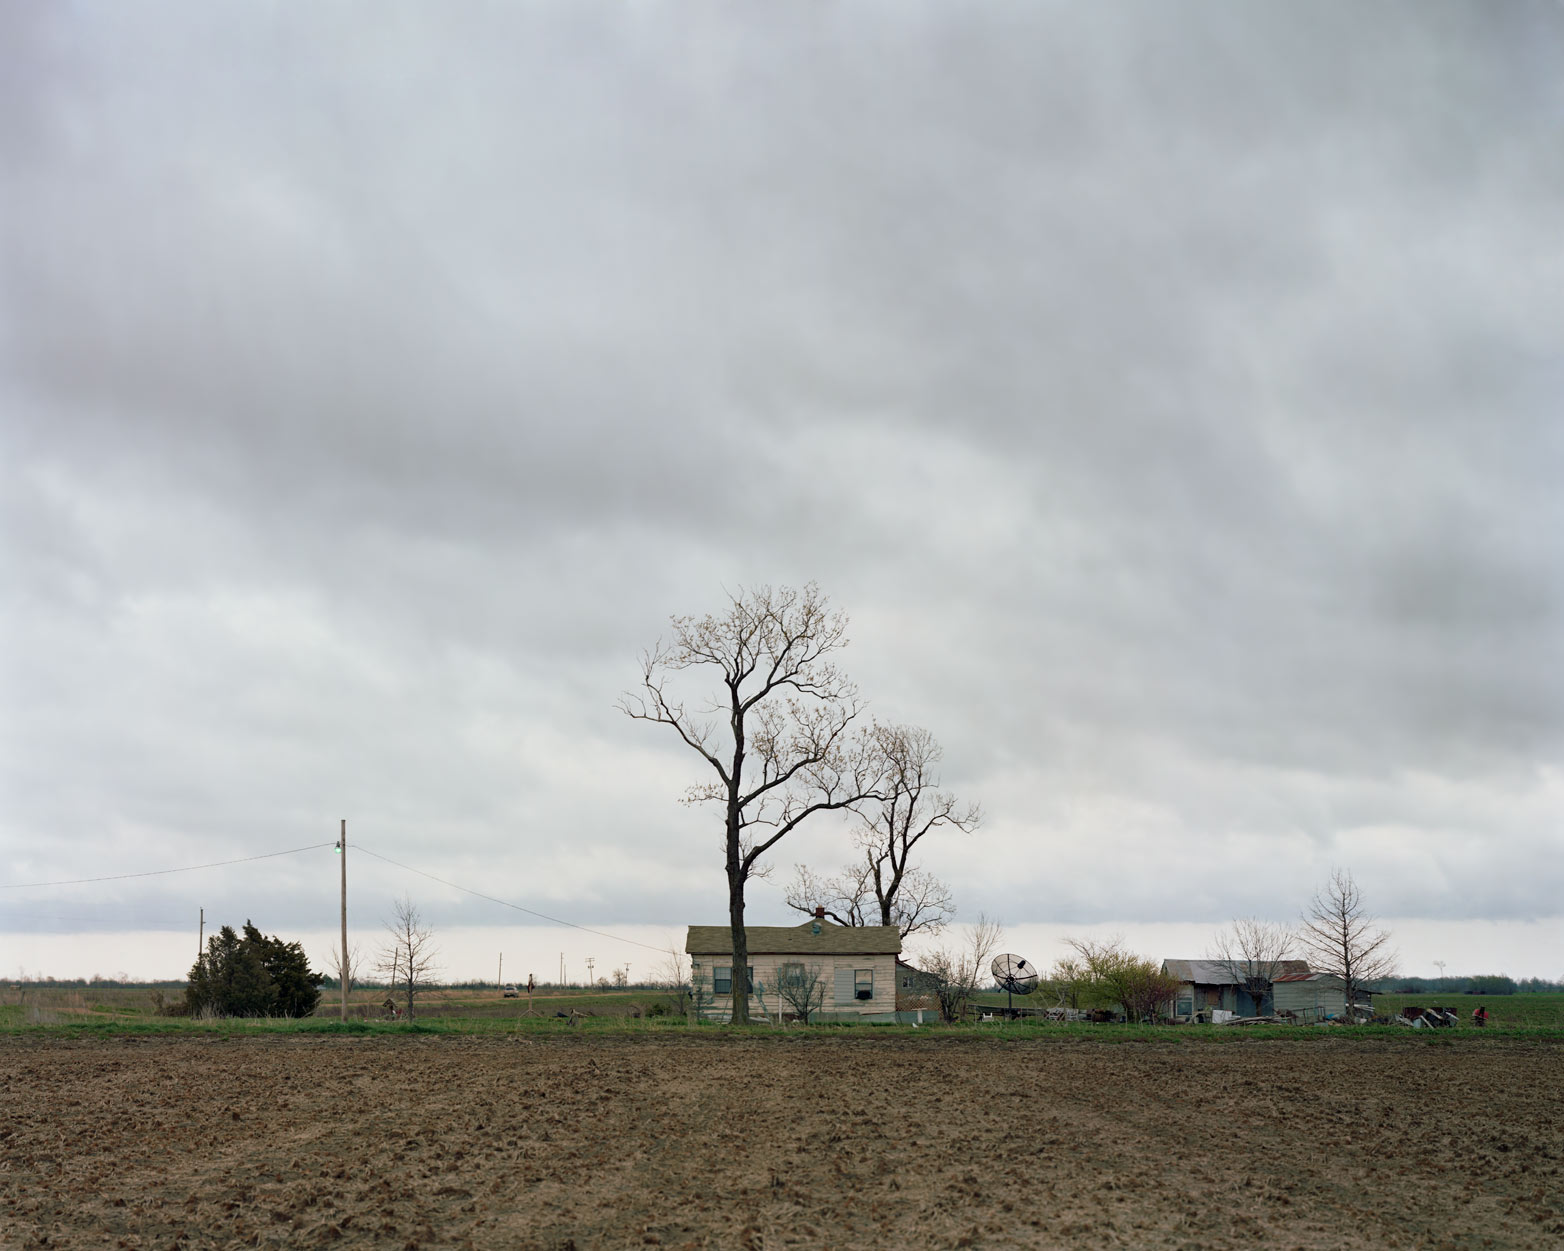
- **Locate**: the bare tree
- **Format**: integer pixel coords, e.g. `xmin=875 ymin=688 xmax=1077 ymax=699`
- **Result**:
xmin=786 ymin=862 xmax=876 ymax=928
xmin=620 ymin=584 xmax=884 ymax=1025
xmin=924 ymin=914 xmax=1004 ymax=1023
xmin=786 ymin=724 xmax=976 ymax=940
xmin=1209 ymin=918 xmax=1297 ymax=1016
xmin=374 ymin=896 xmax=439 ymax=1022
xmin=773 ymin=961 xmax=828 ymax=1024
xmin=328 ymin=941 xmax=362 ymax=1003
xmin=656 ymin=944 xmax=693 ymax=1017
xmin=1297 ymin=868 xmax=1396 ymax=1015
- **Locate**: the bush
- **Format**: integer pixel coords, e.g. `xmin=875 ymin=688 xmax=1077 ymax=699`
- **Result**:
xmin=186 ymin=921 xmax=325 ymax=1018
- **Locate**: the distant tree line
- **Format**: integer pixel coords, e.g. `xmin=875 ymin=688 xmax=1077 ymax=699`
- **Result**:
xmin=1384 ymin=974 xmax=1558 ymax=995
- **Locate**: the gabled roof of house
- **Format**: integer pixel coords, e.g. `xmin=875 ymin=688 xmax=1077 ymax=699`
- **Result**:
xmin=685 ymin=921 xmax=901 ymax=956
xmin=1163 ymin=959 xmax=1311 ymax=985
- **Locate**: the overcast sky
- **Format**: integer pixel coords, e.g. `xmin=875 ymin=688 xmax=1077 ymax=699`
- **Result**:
xmin=4 ymin=2 xmax=1562 ymax=983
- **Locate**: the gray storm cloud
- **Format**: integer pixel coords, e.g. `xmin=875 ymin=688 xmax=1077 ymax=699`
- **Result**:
xmin=2 ymin=3 xmax=1561 ymax=967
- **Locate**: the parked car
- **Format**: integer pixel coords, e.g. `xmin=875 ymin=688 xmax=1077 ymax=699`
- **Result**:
xmin=502 ymin=984 xmax=519 ymax=998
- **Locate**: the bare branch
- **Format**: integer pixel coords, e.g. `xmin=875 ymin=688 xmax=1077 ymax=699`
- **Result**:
xmin=922 ymin=914 xmax=1006 ymax=1022
xmin=772 ymin=961 xmax=829 ymax=1024
xmin=1208 ymin=918 xmax=1297 ymax=1014
xmin=786 ymin=722 xmax=977 ymax=939
xmin=784 ymin=863 xmax=874 ymax=929
xmin=1297 ymin=868 xmax=1397 ymax=1013
xmin=374 ymin=896 xmax=439 ymax=1022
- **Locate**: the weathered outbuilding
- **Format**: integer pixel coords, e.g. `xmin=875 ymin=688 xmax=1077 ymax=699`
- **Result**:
xmin=896 ymin=958 xmax=941 ymax=996
xmin=1161 ymin=959 xmax=1312 ymax=1020
xmin=1271 ymin=972 xmax=1371 ymax=1022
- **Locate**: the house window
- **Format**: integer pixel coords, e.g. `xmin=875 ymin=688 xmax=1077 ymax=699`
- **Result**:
xmin=855 ymin=969 xmax=873 ymax=1001
xmin=779 ymin=962 xmax=806 ymax=988
xmin=713 ymin=966 xmax=753 ymax=996
xmin=1176 ymin=996 xmax=1193 ymax=1018
xmin=902 ymin=975 xmax=913 ymax=989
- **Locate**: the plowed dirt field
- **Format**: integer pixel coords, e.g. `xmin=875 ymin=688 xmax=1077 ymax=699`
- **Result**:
xmin=2 ymin=1032 xmax=1559 ymax=1249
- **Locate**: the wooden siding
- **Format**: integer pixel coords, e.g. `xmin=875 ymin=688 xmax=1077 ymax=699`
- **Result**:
xmin=691 ymin=951 xmax=897 ymax=1018
xmin=1273 ymin=979 xmax=1347 ymax=1020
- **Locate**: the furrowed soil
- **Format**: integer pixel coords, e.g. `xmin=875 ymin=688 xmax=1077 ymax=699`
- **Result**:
xmin=2 ymin=1033 xmax=1560 ymax=1249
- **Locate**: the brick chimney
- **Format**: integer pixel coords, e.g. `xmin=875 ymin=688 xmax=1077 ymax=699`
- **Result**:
xmin=814 ymin=906 xmax=826 ymax=922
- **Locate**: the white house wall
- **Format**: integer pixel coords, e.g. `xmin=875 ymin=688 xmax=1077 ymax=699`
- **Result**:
xmin=692 ymin=952 xmax=897 ymax=1018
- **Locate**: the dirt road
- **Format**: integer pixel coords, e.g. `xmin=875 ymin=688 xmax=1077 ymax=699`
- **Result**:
xmin=2 ymin=1032 xmax=1559 ymax=1248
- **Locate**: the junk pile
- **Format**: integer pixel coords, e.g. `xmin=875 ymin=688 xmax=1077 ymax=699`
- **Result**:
xmin=1398 ymin=1005 xmax=1459 ymax=1028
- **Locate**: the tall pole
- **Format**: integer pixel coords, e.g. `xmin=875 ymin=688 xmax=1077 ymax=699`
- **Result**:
xmin=197 ymin=907 xmax=204 ymax=961
xmin=339 ymin=819 xmax=348 ymax=1022
xmin=498 ymin=953 xmax=503 ymax=989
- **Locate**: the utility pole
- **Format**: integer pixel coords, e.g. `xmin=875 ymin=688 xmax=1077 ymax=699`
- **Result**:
xmin=197 ymin=907 xmax=204 ymax=962
xmin=586 ymin=956 xmax=595 ymax=986
xmin=559 ymin=952 xmax=565 ymax=987
xmin=338 ymin=819 xmax=348 ymax=1022
xmin=498 ymin=953 xmax=503 ymax=989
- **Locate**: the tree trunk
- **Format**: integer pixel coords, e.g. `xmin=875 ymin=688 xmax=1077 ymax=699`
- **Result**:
xmin=727 ymin=858 xmax=749 ymax=1026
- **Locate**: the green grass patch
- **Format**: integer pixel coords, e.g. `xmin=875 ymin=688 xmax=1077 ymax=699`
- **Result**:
xmin=8 ymin=982 xmax=1559 ymax=1042
xmin=1373 ymin=991 xmax=1564 ymax=1029
xmin=5 ymin=1008 xmax=1560 ymax=1044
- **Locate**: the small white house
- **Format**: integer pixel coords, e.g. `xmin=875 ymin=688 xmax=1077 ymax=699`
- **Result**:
xmin=684 ymin=911 xmax=900 ymax=1021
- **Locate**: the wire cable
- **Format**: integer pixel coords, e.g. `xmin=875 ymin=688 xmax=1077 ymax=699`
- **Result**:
xmin=1 ymin=842 xmax=338 ymax=889
xmin=354 ymin=843 xmax=671 ymax=954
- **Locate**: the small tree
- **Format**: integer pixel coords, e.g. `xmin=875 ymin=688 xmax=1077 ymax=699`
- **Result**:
xmin=328 ymin=941 xmax=362 ymax=998
xmin=1209 ymin=918 xmax=1296 ymax=1016
xmin=187 ymin=925 xmax=275 ymax=1018
xmin=185 ymin=920 xmax=324 ymax=1018
xmin=1041 ymin=954 xmax=1101 ymax=1014
xmin=656 ymin=945 xmax=693 ymax=1017
xmin=1297 ymin=868 xmax=1396 ymax=1014
xmin=924 ymin=914 xmax=1004 ymax=1023
xmin=773 ymin=962 xmax=828 ymax=1024
xmin=1063 ymin=937 xmax=1181 ymax=1022
xmin=375 ymin=896 xmax=439 ymax=1021
xmin=1118 ymin=962 xmax=1185 ymax=1023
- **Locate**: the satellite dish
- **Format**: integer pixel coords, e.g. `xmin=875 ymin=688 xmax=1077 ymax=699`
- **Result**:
xmin=991 ymin=953 xmax=1039 ymax=997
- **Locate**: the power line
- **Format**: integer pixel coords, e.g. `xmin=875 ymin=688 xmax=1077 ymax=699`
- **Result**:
xmin=354 ymin=843 xmax=670 ymax=954
xmin=2 ymin=836 xmax=674 ymax=960
xmin=0 ymin=842 xmax=337 ymax=889
xmin=0 ymin=910 xmax=167 ymax=925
